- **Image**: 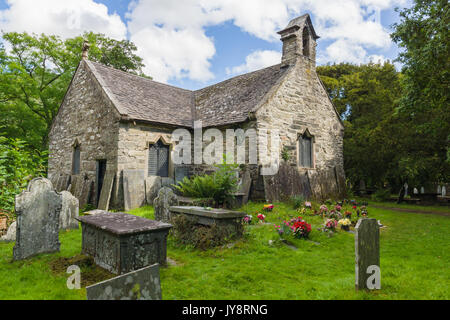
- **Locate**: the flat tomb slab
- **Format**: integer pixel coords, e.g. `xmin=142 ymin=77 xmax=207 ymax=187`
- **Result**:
xmin=169 ymin=206 xmax=246 ymax=219
xmin=76 ymin=213 xmax=172 ymax=274
xmin=169 ymin=206 xmax=245 ymax=237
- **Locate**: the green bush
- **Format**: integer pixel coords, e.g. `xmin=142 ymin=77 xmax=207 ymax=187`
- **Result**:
xmin=371 ymin=188 xmax=391 ymax=201
xmin=289 ymin=195 xmax=306 ymax=209
xmin=0 ymin=137 xmax=47 ymax=214
xmin=174 ymin=161 xmax=239 ymax=206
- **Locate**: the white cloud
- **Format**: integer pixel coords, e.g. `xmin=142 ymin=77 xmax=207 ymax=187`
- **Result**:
xmin=226 ymin=50 xmax=282 ymax=76
xmin=0 ymin=0 xmax=408 ymax=83
xmin=127 ymin=0 xmax=406 ymax=83
xmin=0 ymin=0 xmax=127 ymax=39
xmin=131 ymin=26 xmax=215 ymax=83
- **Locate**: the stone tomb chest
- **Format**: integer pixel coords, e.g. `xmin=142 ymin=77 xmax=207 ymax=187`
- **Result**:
xmin=169 ymin=206 xmax=246 ymax=238
xmin=77 ymin=213 xmax=172 ymax=274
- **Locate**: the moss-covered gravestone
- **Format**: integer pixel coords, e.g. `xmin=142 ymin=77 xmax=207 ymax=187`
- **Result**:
xmin=355 ymin=218 xmax=380 ymax=290
xmin=13 ymin=178 xmax=62 ymax=260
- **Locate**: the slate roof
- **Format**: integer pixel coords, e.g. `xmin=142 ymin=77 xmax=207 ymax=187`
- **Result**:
xmin=194 ymin=64 xmax=289 ymax=127
xmin=86 ymin=60 xmax=193 ymax=127
xmin=85 ymin=59 xmax=290 ymax=128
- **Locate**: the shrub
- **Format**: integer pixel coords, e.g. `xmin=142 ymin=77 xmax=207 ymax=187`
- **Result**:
xmin=289 ymin=195 xmax=306 ymax=209
xmin=371 ymin=188 xmax=391 ymax=201
xmin=174 ymin=161 xmax=239 ymax=206
xmin=0 ymin=137 xmax=47 ymax=214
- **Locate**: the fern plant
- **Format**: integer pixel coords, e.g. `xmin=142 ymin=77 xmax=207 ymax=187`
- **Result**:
xmin=174 ymin=159 xmax=239 ymax=206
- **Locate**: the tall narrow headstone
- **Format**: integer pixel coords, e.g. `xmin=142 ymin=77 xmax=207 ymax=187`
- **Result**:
xmin=154 ymin=187 xmax=178 ymax=222
xmin=355 ymin=218 xmax=380 ymax=290
xmin=60 ymin=191 xmax=79 ymax=230
xmin=98 ymin=172 xmax=115 ymax=211
xmin=442 ymin=186 xmax=446 ymax=197
xmin=404 ymin=183 xmax=408 ymax=197
xmin=420 ymin=186 xmax=425 ymax=194
xmin=123 ymin=170 xmax=146 ymax=211
xmin=13 ymin=178 xmax=62 ymax=260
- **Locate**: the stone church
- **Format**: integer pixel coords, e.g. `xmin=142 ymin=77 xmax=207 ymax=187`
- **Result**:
xmin=48 ymin=14 xmax=345 ymax=211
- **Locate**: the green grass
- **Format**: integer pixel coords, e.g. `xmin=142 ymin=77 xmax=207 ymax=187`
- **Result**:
xmin=362 ymin=199 xmax=450 ymax=213
xmin=0 ymin=202 xmax=449 ymax=300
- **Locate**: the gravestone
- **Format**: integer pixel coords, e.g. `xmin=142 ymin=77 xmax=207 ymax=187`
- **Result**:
xmin=404 ymin=183 xmax=408 ymax=197
xmin=161 ymin=177 xmax=175 ymax=188
xmin=0 ymin=221 xmax=16 ymax=242
xmin=123 ymin=170 xmax=146 ymax=211
xmin=154 ymin=187 xmax=178 ymax=222
xmin=355 ymin=218 xmax=380 ymax=290
xmin=437 ymin=185 xmax=441 ymax=195
xmin=86 ymin=264 xmax=162 ymax=300
xmin=442 ymin=186 xmax=446 ymax=197
xmin=420 ymin=186 xmax=425 ymax=194
xmin=174 ymin=166 xmax=189 ymax=183
xmin=238 ymin=170 xmax=252 ymax=204
xmin=13 ymin=178 xmax=62 ymax=260
xmin=60 ymin=191 xmax=79 ymax=230
xmin=98 ymin=172 xmax=115 ymax=211
xmin=145 ymin=176 xmax=162 ymax=205
xmin=413 ymin=188 xmax=418 ymax=194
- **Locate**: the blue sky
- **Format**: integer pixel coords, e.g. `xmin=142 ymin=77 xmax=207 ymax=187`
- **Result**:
xmin=0 ymin=0 xmax=411 ymax=90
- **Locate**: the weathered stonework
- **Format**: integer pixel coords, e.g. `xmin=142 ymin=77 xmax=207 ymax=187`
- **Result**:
xmin=48 ymin=13 xmax=345 ymax=210
xmin=48 ymin=61 xmax=121 ymax=209
xmin=255 ymin=54 xmax=345 ymax=200
xmin=13 ymin=178 xmax=62 ymax=260
xmin=77 ymin=213 xmax=172 ymax=274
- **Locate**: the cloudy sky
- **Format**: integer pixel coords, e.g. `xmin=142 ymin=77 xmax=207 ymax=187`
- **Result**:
xmin=0 ymin=0 xmax=410 ymax=89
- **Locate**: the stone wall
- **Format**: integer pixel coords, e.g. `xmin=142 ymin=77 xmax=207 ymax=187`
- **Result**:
xmin=48 ymin=60 xmax=121 ymax=208
xmin=255 ymin=55 xmax=345 ymax=200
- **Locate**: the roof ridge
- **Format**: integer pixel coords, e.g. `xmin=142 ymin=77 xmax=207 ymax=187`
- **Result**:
xmin=194 ymin=63 xmax=282 ymax=92
xmin=86 ymin=59 xmax=193 ymax=93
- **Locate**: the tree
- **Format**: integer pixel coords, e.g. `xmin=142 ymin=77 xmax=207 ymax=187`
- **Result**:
xmin=318 ymin=62 xmax=403 ymax=191
xmin=0 ymin=32 xmax=149 ymax=150
xmin=391 ymin=0 xmax=450 ymax=186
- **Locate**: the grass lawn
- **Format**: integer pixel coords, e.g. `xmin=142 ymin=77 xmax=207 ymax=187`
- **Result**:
xmin=363 ymin=199 xmax=450 ymax=213
xmin=0 ymin=202 xmax=448 ymax=300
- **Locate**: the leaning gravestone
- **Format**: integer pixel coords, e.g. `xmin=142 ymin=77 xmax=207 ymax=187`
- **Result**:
xmin=60 ymin=191 xmax=79 ymax=230
xmin=86 ymin=264 xmax=162 ymax=300
xmin=123 ymin=170 xmax=146 ymax=211
xmin=13 ymin=178 xmax=62 ymax=260
xmin=97 ymin=172 xmax=115 ymax=211
xmin=145 ymin=176 xmax=162 ymax=205
xmin=238 ymin=170 xmax=252 ymax=205
xmin=355 ymin=218 xmax=380 ymax=290
xmin=154 ymin=187 xmax=178 ymax=222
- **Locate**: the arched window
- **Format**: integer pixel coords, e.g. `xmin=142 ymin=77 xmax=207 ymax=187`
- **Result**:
xmin=72 ymin=144 xmax=81 ymax=175
xmin=148 ymin=139 xmax=169 ymax=177
xmin=302 ymin=27 xmax=310 ymax=57
xmin=298 ymin=131 xmax=313 ymax=168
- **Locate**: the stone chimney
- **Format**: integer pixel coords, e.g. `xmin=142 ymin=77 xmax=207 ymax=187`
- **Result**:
xmin=278 ymin=14 xmax=319 ymax=67
xmin=82 ymin=40 xmax=90 ymax=60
